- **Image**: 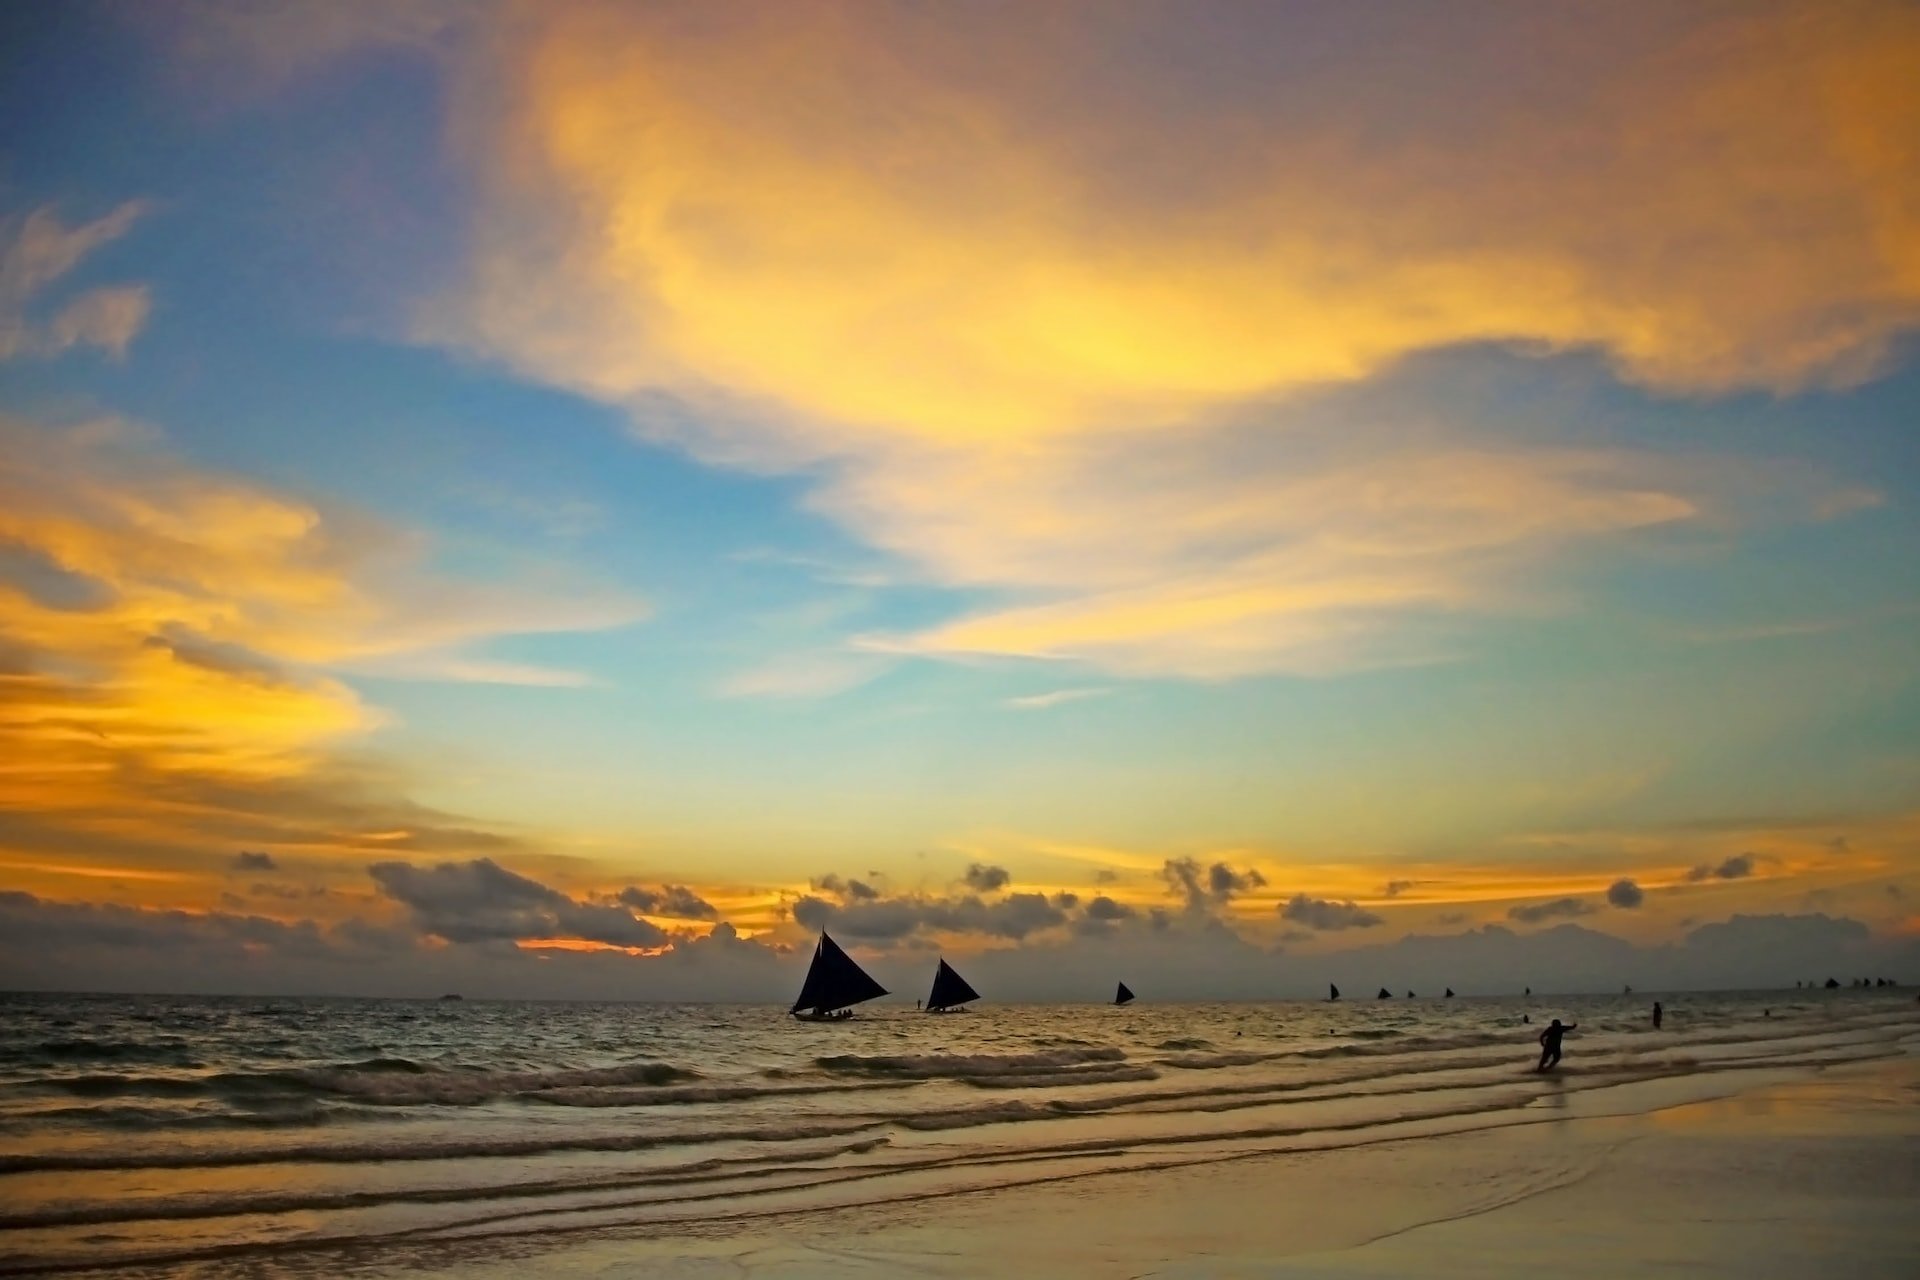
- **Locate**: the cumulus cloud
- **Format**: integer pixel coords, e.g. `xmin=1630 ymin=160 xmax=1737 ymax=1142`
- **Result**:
xmin=1687 ymin=853 xmax=1758 ymax=882
xmin=0 ymin=889 xmax=789 ymax=1001
xmin=370 ymin=857 xmax=670 ymax=949
xmin=1279 ymin=894 xmax=1384 ymax=932
xmin=811 ymin=873 xmax=880 ymax=901
xmin=1606 ymin=878 xmax=1645 ymax=909
xmin=962 ymin=863 xmax=1011 ymax=893
xmin=1161 ymin=857 xmax=1266 ymax=910
xmin=792 ymin=889 xmax=1067 ymax=942
xmin=1507 ymin=897 xmax=1598 ymax=924
xmin=615 ymin=884 xmax=719 ymax=921
xmin=231 ymin=851 xmax=279 ymax=873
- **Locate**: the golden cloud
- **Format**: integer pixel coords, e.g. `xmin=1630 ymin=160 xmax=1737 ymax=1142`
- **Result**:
xmin=433 ymin=1 xmax=1912 ymax=676
xmin=449 ymin=1 xmax=1919 ymax=434
xmin=0 ymin=415 xmax=642 ymax=899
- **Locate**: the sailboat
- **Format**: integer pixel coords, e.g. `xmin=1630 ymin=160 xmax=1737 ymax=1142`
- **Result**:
xmin=790 ymin=931 xmax=888 ymax=1021
xmin=1376 ymin=987 xmax=1393 ymax=999
xmin=1444 ymin=987 xmax=1455 ymax=998
xmin=1328 ymin=984 xmax=1340 ymax=1002
xmin=1114 ymin=981 xmax=1135 ymax=1006
xmin=926 ymin=958 xmax=981 ymax=1013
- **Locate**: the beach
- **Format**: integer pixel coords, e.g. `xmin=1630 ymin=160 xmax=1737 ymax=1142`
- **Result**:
xmin=1 ymin=992 xmax=1913 ymax=1276
xmin=413 ymin=1056 xmax=1920 ymax=1280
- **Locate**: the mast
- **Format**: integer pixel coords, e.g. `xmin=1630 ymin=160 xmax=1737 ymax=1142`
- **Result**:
xmin=789 ymin=931 xmax=888 ymax=1017
xmin=926 ymin=958 xmax=981 ymax=1012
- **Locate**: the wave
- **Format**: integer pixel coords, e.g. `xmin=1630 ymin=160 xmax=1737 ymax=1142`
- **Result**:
xmin=1153 ymin=1038 xmax=1214 ymax=1051
xmin=295 ymin=1059 xmax=699 ymax=1105
xmin=17 ymin=1038 xmax=203 ymax=1068
xmin=0 ymin=1136 xmax=899 ymax=1233
xmin=44 ymin=1058 xmax=702 ymax=1108
xmin=1293 ymin=1030 xmax=1513 ymax=1060
xmin=16 ymin=1102 xmax=375 ymax=1133
xmin=960 ymin=1065 xmax=1161 ymax=1089
xmin=529 ymin=1079 xmax=918 ymax=1108
xmin=1157 ymin=1051 xmax=1274 ymax=1070
xmin=0 ymin=1117 xmax=886 ymax=1175
xmin=814 ymin=1047 xmax=1128 ymax=1080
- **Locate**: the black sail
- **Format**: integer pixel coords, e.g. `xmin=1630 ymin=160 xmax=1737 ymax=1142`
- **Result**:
xmin=926 ymin=958 xmax=981 ymax=1011
xmin=1329 ymin=984 xmax=1340 ymax=1001
xmin=790 ymin=932 xmax=888 ymax=1015
xmin=1377 ymin=987 xmax=1393 ymax=999
xmin=1114 ymin=982 xmax=1135 ymax=1006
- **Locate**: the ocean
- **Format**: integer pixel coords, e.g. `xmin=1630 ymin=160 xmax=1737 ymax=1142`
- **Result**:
xmin=2 ymin=989 xmax=1914 ymax=1276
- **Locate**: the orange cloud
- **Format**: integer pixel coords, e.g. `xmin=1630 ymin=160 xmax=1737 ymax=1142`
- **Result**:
xmin=448 ymin=1 xmax=1920 ymax=432
xmin=432 ymin=1 xmax=1912 ymax=677
xmin=0 ymin=414 xmax=642 ymax=893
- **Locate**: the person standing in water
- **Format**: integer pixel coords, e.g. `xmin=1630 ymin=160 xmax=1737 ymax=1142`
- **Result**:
xmin=1536 ymin=1018 xmax=1577 ymax=1071
xmin=1652 ymin=1001 xmax=1663 ymax=1030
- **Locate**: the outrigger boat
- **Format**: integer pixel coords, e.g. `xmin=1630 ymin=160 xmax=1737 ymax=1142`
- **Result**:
xmin=790 ymin=931 xmax=887 ymax=1021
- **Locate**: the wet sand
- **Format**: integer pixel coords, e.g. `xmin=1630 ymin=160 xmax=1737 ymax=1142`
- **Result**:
xmin=417 ymin=1055 xmax=1920 ymax=1279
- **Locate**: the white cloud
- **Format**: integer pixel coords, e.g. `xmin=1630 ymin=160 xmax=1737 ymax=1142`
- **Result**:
xmin=0 ymin=204 xmax=152 ymax=361
xmin=1005 ymin=687 xmax=1111 ymax=711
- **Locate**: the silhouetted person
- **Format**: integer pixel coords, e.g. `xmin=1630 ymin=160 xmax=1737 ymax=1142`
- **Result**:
xmin=1652 ymin=1001 xmax=1663 ymax=1030
xmin=1521 ymin=1014 xmax=1531 ymax=1024
xmin=1536 ymin=1018 xmax=1577 ymax=1072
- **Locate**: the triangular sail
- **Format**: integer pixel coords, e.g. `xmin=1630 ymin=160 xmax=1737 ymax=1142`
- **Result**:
xmin=1328 ymin=984 xmax=1340 ymax=1001
xmin=790 ymin=932 xmax=888 ymax=1015
xmin=1114 ymin=982 xmax=1135 ymax=1006
xmin=1444 ymin=988 xmax=1455 ymax=998
xmin=1377 ymin=987 xmax=1393 ymax=999
xmin=926 ymin=958 xmax=981 ymax=1011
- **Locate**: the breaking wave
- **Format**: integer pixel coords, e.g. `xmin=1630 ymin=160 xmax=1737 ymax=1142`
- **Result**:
xmin=814 ymin=1046 xmax=1128 ymax=1081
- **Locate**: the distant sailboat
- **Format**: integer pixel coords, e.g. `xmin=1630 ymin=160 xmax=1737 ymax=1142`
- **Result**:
xmin=790 ymin=931 xmax=888 ymax=1020
xmin=926 ymin=958 xmax=981 ymax=1013
xmin=1114 ymin=981 xmax=1135 ymax=1006
xmin=1444 ymin=988 xmax=1455 ymax=998
xmin=1407 ymin=990 xmax=1416 ymax=998
xmin=1377 ymin=987 xmax=1392 ymax=999
xmin=1328 ymin=984 xmax=1341 ymax=1002
xmin=1525 ymin=986 xmax=1532 ymax=996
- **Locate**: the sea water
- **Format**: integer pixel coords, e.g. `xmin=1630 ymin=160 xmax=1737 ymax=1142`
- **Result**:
xmin=1 ymin=989 xmax=1913 ymax=1275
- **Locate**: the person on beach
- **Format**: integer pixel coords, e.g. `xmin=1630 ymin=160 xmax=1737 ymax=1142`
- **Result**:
xmin=1536 ymin=1018 xmax=1577 ymax=1071
xmin=1652 ymin=1001 xmax=1663 ymax=1030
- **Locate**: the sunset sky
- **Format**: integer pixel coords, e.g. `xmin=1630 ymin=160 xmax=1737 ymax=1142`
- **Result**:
xmin=2 ymin=0 xmax=1917 ymax=998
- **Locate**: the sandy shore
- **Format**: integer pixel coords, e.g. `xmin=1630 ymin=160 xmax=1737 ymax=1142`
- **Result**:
xmin=403 ymin=1055 xmax=1919 ymax=1280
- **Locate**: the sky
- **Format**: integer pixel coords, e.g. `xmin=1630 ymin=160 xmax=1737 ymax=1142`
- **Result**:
xmin=2 ymin=0 xmax=1917 ymax=1000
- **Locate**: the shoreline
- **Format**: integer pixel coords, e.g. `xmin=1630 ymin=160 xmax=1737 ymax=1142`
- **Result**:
xmin=378 ymin=1053 xmax=1920 ymax=1279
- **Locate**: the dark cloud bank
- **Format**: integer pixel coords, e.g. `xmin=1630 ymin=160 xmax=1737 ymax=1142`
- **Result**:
xmin=1 ymin=854 xmax=1914 ymax=1000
